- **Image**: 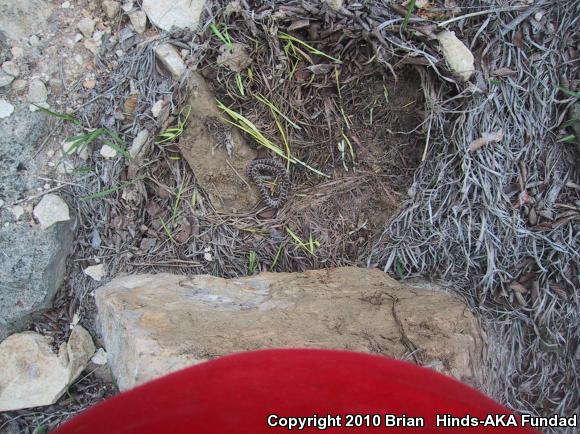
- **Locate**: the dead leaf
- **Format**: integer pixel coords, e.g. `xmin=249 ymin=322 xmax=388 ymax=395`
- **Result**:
xmin=307 ymin=64 xmax=334 ymax=75
xmin=509 ymin=282 xmax=528 ymax=294
xmin=288 ymin=20 xmax=310 ymax=31
xmin=512 ymin=31 xmax=524 ymax=50
xmin=492 ymin=68 xmax=517 ymax=77
xmin=123 ymin=94 xmax=138 ymax=115
xmin=468 ymin=129 xmax=504 ymax=151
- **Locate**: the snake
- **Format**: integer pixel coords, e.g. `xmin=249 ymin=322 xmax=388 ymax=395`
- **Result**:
xmin=247 ymin=158 xmax=290 ymax=209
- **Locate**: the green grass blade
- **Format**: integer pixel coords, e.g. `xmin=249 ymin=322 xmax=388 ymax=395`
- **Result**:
xmin=278 ymin=32 xmax=341 ymax=63
xmin=255 ymin=94 xmax=301 ymax=130
xmin=33 ymin=105 xmax=81 ymax=125
xmin=402 ymin=0 xmax=416 ymax=33
xmin=558 ymin=87 xmax=580 ymax=98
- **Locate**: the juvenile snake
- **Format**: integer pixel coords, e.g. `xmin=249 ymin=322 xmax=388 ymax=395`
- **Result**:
xmin=247 ymin=158 xmax=290 ymax=209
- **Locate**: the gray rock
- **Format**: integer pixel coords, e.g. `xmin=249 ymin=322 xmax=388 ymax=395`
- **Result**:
xmin=142 ymin=0 xmax=206 ymax=32
xmin=27 ymin=79 xmax=48 ymax=104
xmin=436 ymin=30 xmax=475 ymax=82
xmin=0 ymin=0 xmax=53 ymax=40
xmin=2 ymin=61 xmax=19 ymax=77
xmin=0 ymin=104 xmax=74 ymax=340
xmin=0 ymin=219 xmax=75 ymax=340
xmin=0 ymin=99 xmax=14 ymax=118
xmin=96 ymin=268 xmax=485 ymax=391
xmin=0 ymin=72 xmax=14 ymax=88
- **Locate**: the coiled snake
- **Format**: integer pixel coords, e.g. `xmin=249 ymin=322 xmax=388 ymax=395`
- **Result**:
xmin=247 ymin=158 xmax=290 ymax=209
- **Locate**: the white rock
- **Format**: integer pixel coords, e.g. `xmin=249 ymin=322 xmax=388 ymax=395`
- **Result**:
xmin=142 ymin=0 xmax=206 ymax=32
xmin=121 ymin=1 xmax=134 ymax=12
xmin=128 ymin=10 xmax=147 ymax=34
xmin=436 ymin=30 xmax=475 ymax=82
xmin=0 ymin=327 xmax=94 ymax=411
xmin=0 ymin=99 xmax=14 ymax=118
xmin=56 ymin=160 xmax=75 ymax=175
xmin=61 ymin=1 xmax=71 ymax=8
xmin=103 ymin=0 xmax=121 ymax=18
xmin=28 ymin=35 xmax=40 ymax=46
xmin=84 ymin=264 xmax=106 ymax=282
xmin=324 ymin=0 xmax=343 ymax=10
xmin=154 ymin=43 xmax=186 ymax=80
xmin=74 ymin=33 xmax=83 ymax=43
xmin=11 ymin=46 xmax=24 ymax=59
xmin=151 ymin=100 xmax=164 ymax=118
xmin=100 ymin=144 xmax=118 ymax=159
xmin=77 ymin=17 xmax=96 ymax=38
xmin=129 ymin=129 xmax=149 ymax=158
xmin=10 ymin=206 xmax=25 ymax=220
xmin=91 ymin=348 xmax=108 ymax=365
xmin=33 ymin=194 xmax=70 ymax=230
xmin=27 ymin=79 xmax=48 ymax=104
xmin=0 ymin=71 xmax=14 ymax=88
xmin=2 ymin=61 xmax=19 ymax=78
xmin=0 ymin=199 xmax=4 ymax=208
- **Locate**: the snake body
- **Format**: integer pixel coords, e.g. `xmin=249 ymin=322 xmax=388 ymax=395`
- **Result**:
xmin=247 ymin=158 xmax=290 ymax=209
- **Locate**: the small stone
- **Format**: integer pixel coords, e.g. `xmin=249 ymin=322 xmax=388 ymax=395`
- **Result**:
xmin=129 ymin=129 xmax=149 ymax=158
xmin=436 ymin=30 xmax=475 ymax=82
xmin=203 ymin=252 xmax=213 ymax=261
xmin=27 ymin=79 xmax=48 ymax=104
xmin=10 ymin=206 xmax=25 ymax=220
xmin=154 ymin=43 xmax=185 ymax=80
xmin=77 ymin=17 xmax=96 ymax=38
xmin=324 ymin=0 xmax=343 ymax=10
xmin=91 ymin=348 xmax=108 ymax=365
xmin=83 ymin=78 xmax=97 ymax=89
xmin=11 ymin=46 xmax=24 ymax=59
xmin=0 ymin=72 xmax=14 ymax=88
xmin=139 ymin=237 xmax=157 ymax=251
xmin=11 ymin=79 xmax=27 ymax=91
xmin=121 ymin=1 xmax=134 ymax=12
xmin=100 ymin=144 xmax=118 ymax=159
xmin=534 ymin=11 xmax=543 ymax=21
xmin=151 ymin=100 xmax=164 ymax=118
xmin=0 ymin=199 xmax=4 ymax=208
xmin=74 ymin=33 xmax=83 ymax=43
xmin=128 ymin=10 xmax=147 ymax=34
xmin=0 ymin=99 xmax=14 ymax=118
xmin=83 ymin=39 xmax=100 ymax=55
xmin=62 ymin=1 xmax=71 ymax=8
xmin=92 ymin=31 xmax=104 ymax=43
xmin=56 ymin=160 xmax=75 ymax=175
xmin=2 ymin=61 xmax=19 ymax=78
xmin=33 ymin=194 xmax=70 ymax=230
xmin=28 ymin=35 xmax=40 ymax=46
xmin=103 ymin=0 xmax=121 ymax=19
xmin=84 ymin=264 xmax=105 ymax=282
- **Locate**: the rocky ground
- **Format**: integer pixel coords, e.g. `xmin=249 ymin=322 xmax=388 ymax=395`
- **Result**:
xmin=0 ymin=0 xmax=578 ymax=432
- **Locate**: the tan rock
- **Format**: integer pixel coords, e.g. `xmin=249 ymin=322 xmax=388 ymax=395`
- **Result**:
xmin=436 ymin=30 xmax=475 ymax=82
xmin=154 ymin=43 xmax=185 ymax=80
xmin=0 ymin=326 xmax=95 ymax=411
xmin=95 ymin=267 xmax=485 ymax=391
xmin=128 ymin=9 xmax=147 ymax=34
xmin=324 ymin=0 xmax=343 ymax=11
xmin=33 ymin=194 xmax=70 ymax=230
xmin=177 ymin=72 xmax=258 ymax=213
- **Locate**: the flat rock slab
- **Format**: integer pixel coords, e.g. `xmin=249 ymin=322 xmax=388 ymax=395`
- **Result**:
xmin=178 ymin=72 xmax=259 ymax=214
xmin=95 ymin=267 xmax=485 ymax=391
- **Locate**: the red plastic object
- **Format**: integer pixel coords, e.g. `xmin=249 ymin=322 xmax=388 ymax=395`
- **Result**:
xmin=54 ymin=349 xmax=539 ymax=433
